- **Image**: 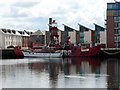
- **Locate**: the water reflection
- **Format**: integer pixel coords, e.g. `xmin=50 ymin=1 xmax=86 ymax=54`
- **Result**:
xmin=1 ymin=57 xmax=120 ymax=88
xmin=27 ymin=58 xmax=63 ymax=88
xmin=63 ymin=57 xmax=101 ymax=76
xmin=106 ymin=58 xmax=120 ymax=89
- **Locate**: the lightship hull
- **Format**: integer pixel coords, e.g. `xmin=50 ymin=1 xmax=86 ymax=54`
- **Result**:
xmin=64 ymin=45 xmax=101 ymax=57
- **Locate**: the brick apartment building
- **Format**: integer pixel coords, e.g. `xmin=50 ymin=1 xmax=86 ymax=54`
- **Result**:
xmin=30 ymin=30 xmax=45 ymax=45
xmin=106 ymin=2 xmax=120 ymax=48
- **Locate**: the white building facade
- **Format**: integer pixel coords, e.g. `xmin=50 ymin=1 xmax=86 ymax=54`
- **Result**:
xmin=84 ymin=30 xmax=92 ymax=43
xmin=100 ymin=30 xmax=107 ymax=45
xmin=0 ymin=28 xmax=31 ymax=49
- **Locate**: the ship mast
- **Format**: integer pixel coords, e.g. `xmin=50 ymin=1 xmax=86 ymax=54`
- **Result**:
xmin=48 ymin=19 xmax=60 ymax=48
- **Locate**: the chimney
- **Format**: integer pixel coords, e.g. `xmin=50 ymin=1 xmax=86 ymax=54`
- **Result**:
xmin=49 ymin=18 xmax=52 ymax=31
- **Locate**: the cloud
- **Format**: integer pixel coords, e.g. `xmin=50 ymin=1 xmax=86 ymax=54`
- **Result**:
xmin=5 ymin=7 xmax=28 ymax=18
xmin=13 ymin=2 xmax=39 ymax=8
xmin=0 ymin=0 xmax=118 ymax=30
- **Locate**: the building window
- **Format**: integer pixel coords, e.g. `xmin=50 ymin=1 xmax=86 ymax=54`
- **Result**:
xmin=114 ymin=29 xmax=119 ymax=34
xmin=118 ymin=29 xmax=120 ymax=35
xmin=107 ymin=4 xmax=114 ymax=9
xmin=107 ymin=4 xmax=116 ymax=9
xmin=80 ymin=32 xmax=84 ymax=38
xmin=119 ymin=36 xmax=120 ymax=42
xmin=107 ymin=4 xmax=113 ymax=9
xmin=80 ymin=38 xmax=84 ymax=43
xmin=114 ymin=43 xmax=118 ymax=47
xmin=96 ymin=36 xmax=100 ymax=43
xmin=114 ymin=22 xmax=119 ymax=28
xmin=114 ymin=16 xmax=118 ymax=22
xmin=114 ymin=10 xmax=119 ymax=15
xmin=114 ymin=35 xmax=119 ymax=42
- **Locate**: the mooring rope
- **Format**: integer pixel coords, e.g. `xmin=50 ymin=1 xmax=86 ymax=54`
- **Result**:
xmin=102 ymin=50 xmax=120 ymax=55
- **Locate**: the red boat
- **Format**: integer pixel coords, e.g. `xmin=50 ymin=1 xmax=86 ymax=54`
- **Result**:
xmin=63 ymin=45 xmax=101 ymax=57
xmin=63 ymin=36 xmax=102 ymax=57
xmin=13 ymin=20 xmax=63 ymax=58
xmin=13 ymin=19 xmax=102 ymax=57
xmin=14 ymin=46 xmax=24 ymax=57
xmin=32 ymin=44 xmax=44 ymax=49
xmin=28 ymin=41 xmax=45 ymax=49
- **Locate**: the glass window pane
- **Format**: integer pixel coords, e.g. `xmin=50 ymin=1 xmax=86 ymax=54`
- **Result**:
xmin=107 ymin=3 xmax=116 ymax=9
xmin=114 ymin=43 xmax=118 ymax=47
xmin=114 ymin=35 xmax=119 ymax=42
xmin=114 ymin=22 xmax=119 ymax=28
xmin=114 ymin=10 xmax=119 ymax=15
xmin=114 ymin=17 xmax=118 ymax=22
xmin=80 ymin=32 xmax=84 ymax=38
xmin=108 ymin=4 xmax=112 ymax=9
xmin=114 ymin=29 xmax=119 ymax=34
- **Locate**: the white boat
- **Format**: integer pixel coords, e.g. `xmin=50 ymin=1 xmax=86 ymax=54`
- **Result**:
xmin=22 ymin=50 xmax=63 ymax=58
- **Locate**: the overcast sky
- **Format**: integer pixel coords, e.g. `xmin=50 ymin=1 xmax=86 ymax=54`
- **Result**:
xmin=0 ymin=0 xmax=119 ymax=31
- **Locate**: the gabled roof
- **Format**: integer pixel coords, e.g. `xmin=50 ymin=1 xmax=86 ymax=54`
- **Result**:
xmin=23 ymin=31 xmax=29 ymax=36
xmin=32 ymin=30 xmax=44 ymax=35
xmin=0 ymin=28 xmax=31 ymax=36
xmin=16 ymin=31 xmax=21 ymax=36
xmin=24 ymin=30 xmax=34 ymax=35
xmin=18 ymin=31 xmax=29 ymax=36
xmin=0 ymin=28 xmax=7 ymax=33
xmin=0 ymin=29 xmax=3 ymax=33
